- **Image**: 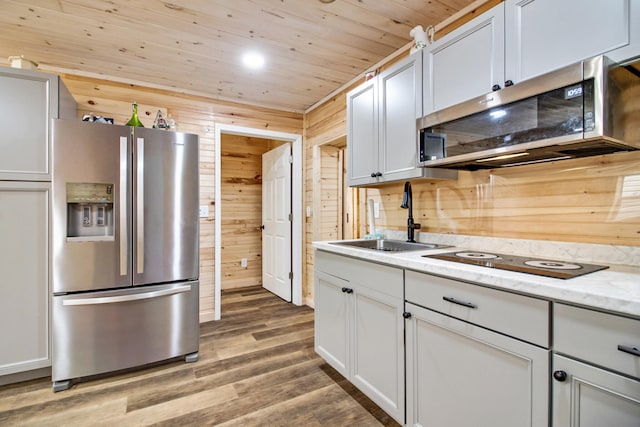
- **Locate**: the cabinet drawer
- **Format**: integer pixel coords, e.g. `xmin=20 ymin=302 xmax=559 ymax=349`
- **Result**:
xmin=316 ymin=250 xmax=403 ymax=299
xmin=405 ymin=270 xmax=550 ymax=347
xmin=554 ymin=303 xmax=640 ymax=380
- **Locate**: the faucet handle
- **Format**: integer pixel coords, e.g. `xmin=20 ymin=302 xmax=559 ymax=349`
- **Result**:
xmin=412 ymin=223 xmax=421 ymax=230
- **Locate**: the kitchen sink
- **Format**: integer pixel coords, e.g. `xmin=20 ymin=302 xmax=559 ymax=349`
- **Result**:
xmin=329 ymin=239 xmax=449 ymax=252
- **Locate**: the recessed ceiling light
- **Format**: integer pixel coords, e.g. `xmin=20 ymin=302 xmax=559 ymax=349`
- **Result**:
xmin=242 ymin=52 xmax=265 ymax=70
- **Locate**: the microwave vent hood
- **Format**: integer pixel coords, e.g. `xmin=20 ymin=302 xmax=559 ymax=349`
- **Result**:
xmin=417 ymin=56 xmax=640 ymax=170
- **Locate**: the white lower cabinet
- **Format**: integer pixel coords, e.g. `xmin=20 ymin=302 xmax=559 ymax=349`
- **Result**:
xmin=314 ymin=251 xmax=405 ymax=424
xmin=315 ymin=250 xmax=640 ymax=426
xmin=552 ymin=354 xmax=640 ymax=427
xmin=405 ymin=303 xmax=550 ymax=427
xmin=552 ymin=303 xmax=640 ymax=426
xmin=0 ymin=182 xmax=50 ymax=377
xmin=404 ymin=270 xmax=550 ymax=427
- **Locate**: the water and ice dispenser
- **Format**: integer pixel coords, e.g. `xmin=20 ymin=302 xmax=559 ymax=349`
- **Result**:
xmin=66 ymin=183 xmax=114 ymax=240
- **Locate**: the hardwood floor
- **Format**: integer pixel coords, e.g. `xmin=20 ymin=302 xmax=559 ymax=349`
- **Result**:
xmin=0 ymin=286 xmax=401 ymax=426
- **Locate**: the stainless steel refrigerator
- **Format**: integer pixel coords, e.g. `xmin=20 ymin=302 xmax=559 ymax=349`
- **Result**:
xmin=51 ymin=119 xmax=199 ymax=392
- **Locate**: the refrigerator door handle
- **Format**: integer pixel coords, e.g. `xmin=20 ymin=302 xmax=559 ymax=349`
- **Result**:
xmin=119 ymin=136 xmax=128 ymax=276
xmin=62 ymin=284 xmax=192 ymax=306
xmin=136 ymin=137 xmax=145 ymax=274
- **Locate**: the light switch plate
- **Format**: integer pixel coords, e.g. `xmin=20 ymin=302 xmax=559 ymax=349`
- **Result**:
xmin=199 ymin=205 xmax=209 ymax=218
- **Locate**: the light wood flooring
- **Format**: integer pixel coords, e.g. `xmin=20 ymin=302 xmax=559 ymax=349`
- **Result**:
xmin=0 ymin=286 xmax=400 ymax=426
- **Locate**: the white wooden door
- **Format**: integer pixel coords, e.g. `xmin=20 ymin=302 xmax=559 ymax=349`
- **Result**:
xmin=262 ymin=144 xmax=292 ymax=301
xmin=552 ymin=354 xmax=640 ymax=427
xmin=0 ymin=182 xmax=50 ymax=376
xmin=351 ymin=283 xmax=405 ymax=424
xmin=314 ymin=270 xmax=350 ymax=378
xmin=423 ymin=2 xmax=505 ymax=115
xmin=405 ymin=302 xmax=549 ymax=427
xmin=347 ymin=78 xmax=378 ymax=186
xmin=378 ymin=52 xmax=424 ymax=182
xmin=505 ymin=0 xmax=630 ymax=83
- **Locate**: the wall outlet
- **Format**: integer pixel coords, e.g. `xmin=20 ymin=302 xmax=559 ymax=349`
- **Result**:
xmin=374 ymin=202 xmax=380 ymax=218
xmin=241 ymin=258 xmax=248 ymax=268
xmin=199 ymin=205 xmax=209 ymax=218
xmin=306 ymin=206 xmax=312 ymax=217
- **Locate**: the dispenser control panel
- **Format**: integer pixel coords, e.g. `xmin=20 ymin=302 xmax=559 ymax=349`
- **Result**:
xmin=66 ymin=183 xmax=115 ymax=240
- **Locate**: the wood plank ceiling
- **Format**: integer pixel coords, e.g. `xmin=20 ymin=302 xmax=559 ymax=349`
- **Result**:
xmin=0 ymin=0 xmax=475 ymax=112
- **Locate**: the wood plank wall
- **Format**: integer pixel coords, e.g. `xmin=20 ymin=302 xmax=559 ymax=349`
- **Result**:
xmin=220 ymin=134 xmax=281 ymax=290
xmin=302 ymin=12 xmax=640 ymax=307
xmin=49 ymin=0 xmax=640 ymax=313
xmin=365 ymin=150 xmax=640 ymax=245
xmin=60 ymin=74 xmax=303 ymax=321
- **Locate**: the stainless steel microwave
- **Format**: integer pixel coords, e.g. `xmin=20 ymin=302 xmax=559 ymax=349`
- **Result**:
xmin=417 ymin=55 xmax=640 ymax=170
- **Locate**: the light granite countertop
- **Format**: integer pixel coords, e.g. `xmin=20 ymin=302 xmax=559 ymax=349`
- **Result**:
xmin=313 ymin=232 xmax=640 ymax=318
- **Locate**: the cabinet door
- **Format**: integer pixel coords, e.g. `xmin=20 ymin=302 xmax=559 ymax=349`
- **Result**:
xmin=405 ymin=302 xmax=549 ymax=427
xmin=0 ymin=182 xmax=50 ymax=375
xmin=423 ymin=3 xmax=505 ymax=115
xmin=552 ymin=354 xmax=640 ymax=427
xmin=378 ymin=53 xmax=423 ymax=182
xmin=351 ymin=283 xmax=404 ymax=424
xmin=347 ymin=78 xmax=378 ymax=186
xmin=314 ymin=271 xmax=349 ymax=377
xmin=0 ymin=71 xmax=53 ymax=181
xmin=505 ymin=0 xmax=631 ymax=83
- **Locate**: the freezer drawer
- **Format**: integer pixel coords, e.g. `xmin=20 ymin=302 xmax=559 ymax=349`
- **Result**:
xmin=52 ymin=281 xmax=199 ymax=384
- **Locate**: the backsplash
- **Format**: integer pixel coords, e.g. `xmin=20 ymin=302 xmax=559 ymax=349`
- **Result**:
xmin=365 ymin=149 xmax=640 ymax=248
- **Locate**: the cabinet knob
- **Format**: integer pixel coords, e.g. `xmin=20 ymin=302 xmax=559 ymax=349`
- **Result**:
xmin=346 ymin=288 xmax=353 ymax=294
xmin=371 ymin=172 xmax=377 ymax=178
xmin=402 ymin=312 xmax=412 ymax=319
xmin=341 ymin=287 xmax=348 ymax=293
xmin=505 ymin=79 xmax=514 ymax=87
xmin=553 ymin=370 xmax=568 ymax=382
xmin=492 ymin=84 xmax=501 ymax=91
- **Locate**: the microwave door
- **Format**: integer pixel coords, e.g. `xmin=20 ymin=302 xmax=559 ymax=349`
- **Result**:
xmin=52 ymin=120 xmax=133 ymax=294
xmin=132 ymin=128 xmax=199 ymax=286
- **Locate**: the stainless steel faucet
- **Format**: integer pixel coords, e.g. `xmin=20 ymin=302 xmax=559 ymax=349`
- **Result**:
xmin=400 ymin=181 xmax=421 ymax=242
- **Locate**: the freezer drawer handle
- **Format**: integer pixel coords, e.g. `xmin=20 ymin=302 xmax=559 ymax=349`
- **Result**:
xmin=62 ymin=284 xmax=192 ymax=306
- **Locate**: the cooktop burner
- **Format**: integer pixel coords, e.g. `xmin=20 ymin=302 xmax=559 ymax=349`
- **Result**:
xmin=424 ymin=251 xmax=608 ymax=279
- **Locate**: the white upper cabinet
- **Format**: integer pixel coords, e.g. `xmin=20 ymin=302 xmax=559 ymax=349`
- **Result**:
xmin=347 ymin=78 xmax=378 ymax=186
xmin=0 ymin=67 xmax=76 ymax=182
xmin=505 ymin=0 xmax=632 ymax=83
xmin=424 ymin=0 xmax=639 ymax=116
xmin=423 ymin=4 xmax=505 ymax=114
xmin=347 ymin=53 xmax=426 ymax=186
